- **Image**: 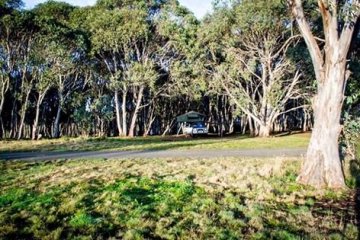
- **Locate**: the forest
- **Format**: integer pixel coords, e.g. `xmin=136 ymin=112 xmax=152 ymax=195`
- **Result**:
xmin=0 ymin=0 xmax=357 ymax=140
xmin=1 ymin=0 xmax=360 ymax=187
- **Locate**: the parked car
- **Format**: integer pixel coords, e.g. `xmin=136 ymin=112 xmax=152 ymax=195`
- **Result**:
xmin=183 ymin=122 xmax=208 ymax=136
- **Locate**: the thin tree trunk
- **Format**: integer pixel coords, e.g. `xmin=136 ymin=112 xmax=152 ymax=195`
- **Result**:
xmin=53 ymin=92 xmax=63 ymax=138
xmin=129 ymin=86 xmax=144 ymax=137
xmin=162 ymin=118 xmax=175 ymax=136
xmin=0 ymin=97 xmax=5 ymax=139
xmin=121 ymin=89 xmax=127 ymax=137
xmin=9 ymin=92 xmax=18 ymax=139
xmin=17 ymin=87 xmax=32 ymax=140
xmin=114 ymin=90 xmax=123 ymax=136
xmin=32 ymin=89 xmax=49 ymax=140
xmin=302 ymin=108 xmax=308 ymax=132
xmin=32 ymin=101 xmax=41 ymax=140
xmin=143 ymin=105 xmax=155 ymax=137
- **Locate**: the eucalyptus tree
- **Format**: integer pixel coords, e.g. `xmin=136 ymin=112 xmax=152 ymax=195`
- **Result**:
xmin=15 ymin=12 xmax=39 ymax=140
xmin=0 ymin=5 xmax=37 ymax=139
xmin=200 ymin=0 xmax=307 ymax=137
xmin=30 ymin=41 xmax=54 ymax=140
xmin=287 ymin=0 xmax=360 ymax=188
xmin=0 ymin=3 xmax=19 ymax=138
xmin=33 ymin=1 xmax=84 ymax=138
xmin=87 ymin=0 xmax=164 ymax=137
xmin=155 ymin=0 xmax=205 ymax=132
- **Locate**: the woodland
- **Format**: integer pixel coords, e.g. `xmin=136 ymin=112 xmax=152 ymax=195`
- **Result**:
xmin=0 ymin=0 xmax=360 ymax=189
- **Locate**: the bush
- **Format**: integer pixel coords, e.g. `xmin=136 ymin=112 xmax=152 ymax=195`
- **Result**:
xmin=341 ymin=114 xmax=360 ymax=160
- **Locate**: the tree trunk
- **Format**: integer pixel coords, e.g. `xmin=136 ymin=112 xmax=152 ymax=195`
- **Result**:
xmin=114 ymin=91 xmax=123 ymax=136
xmin=121 ymin=89 xmax=127 ymax=137
xmin=9 ymin=96 xmax=18 ymax=139
xmin=17 ymin=88 xmax=32 ymax=140
xmin=302 ymin=109 xmax=308 ymax=132
xmin=288 ymin=0 xmax=359 ymax=189
xmin=0 ymin=97 xmax=5 ymax=139
xmin=32 ymin=89 xmax=49 ymax=140
xmin=297 ymin=64 xmax=346 ymax=188
xmin=258 ymin=123 xmax=271 ymax=138
xmin=129 ymin=86 xmax=144 ymax=137
xmin=143 ymin=105 xmax=155 ymax=137
xmin=53 ymin=92 xmax=63 ymax=138
xmin=32 ymin=101 xmax=41 ymax=140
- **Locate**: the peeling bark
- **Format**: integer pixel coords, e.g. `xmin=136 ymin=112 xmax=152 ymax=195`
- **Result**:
xmin=288 ymin=0 xmax=359 ymax=188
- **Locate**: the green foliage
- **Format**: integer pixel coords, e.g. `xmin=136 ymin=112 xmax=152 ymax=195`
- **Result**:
xmin=87 ymin=7 xmax=148 ymax=53
xmin=233 ymin=0 xmax=287 ymax=34
xmin=341 ymin=114 xmax=360 ymax=159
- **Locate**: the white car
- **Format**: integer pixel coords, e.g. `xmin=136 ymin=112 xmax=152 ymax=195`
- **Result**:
xmin=183 ymin=122 xmax=208 ymax=136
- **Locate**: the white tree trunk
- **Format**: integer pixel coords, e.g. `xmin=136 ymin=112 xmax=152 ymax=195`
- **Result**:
xmin=129 ymin=86 xmax=144 ymax=137
xmin=258 ymin=123 xmax=271 ymax=138
xmin=0 ymin=96 xmax=5 ymax=139
xmin=32 ymin=101 xmax=41 ymax=140
xmin=121 ymin=90 xmax=127 ymax=137
xmin=53 ymin=92 xmax=63 ymax=138
xmin=288 ymin=0 xmax=359 ymax=188
xmin=297 ymin=64 xmax=346 ymax=188
xmin=114 ymin=91 xmax=123 ymax=136
xmin=17 ymin=88 xmax=32 ymax=140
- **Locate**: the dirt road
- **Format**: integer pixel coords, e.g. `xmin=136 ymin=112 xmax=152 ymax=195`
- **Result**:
xmin=0 ymin=148 xmax=306 ymax=161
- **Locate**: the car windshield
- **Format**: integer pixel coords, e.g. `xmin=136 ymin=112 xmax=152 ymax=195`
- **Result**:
xmin=192 ymin=122 xmax=204 ymax=128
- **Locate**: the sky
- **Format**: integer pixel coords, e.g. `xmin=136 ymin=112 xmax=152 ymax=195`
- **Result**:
xmin=23 ymin=0 xmax=213 ymax=19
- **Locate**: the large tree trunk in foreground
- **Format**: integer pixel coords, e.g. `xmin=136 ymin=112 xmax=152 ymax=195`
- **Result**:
xmin=297 ymin=65 xmax=346 ymax=188
xmin=289 ymin=0 xmax=359 ymax=188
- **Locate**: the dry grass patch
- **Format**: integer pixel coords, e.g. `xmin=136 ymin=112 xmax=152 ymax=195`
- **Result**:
xmin=0 ymin=133 xmax=310 ymax=153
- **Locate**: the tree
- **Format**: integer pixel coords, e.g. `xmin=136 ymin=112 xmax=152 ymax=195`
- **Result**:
xmin=88 ymin=0 xmax=167 ymax=137
xmin=0 ymin=6 xmax=36 ymax=139
xmin=287 ymin=0 xmax=360 ymax=188
xmin=33 ymin=1 xmax=83 ymax=138
xmin=201 ymin=0 xmax=307 ymax=137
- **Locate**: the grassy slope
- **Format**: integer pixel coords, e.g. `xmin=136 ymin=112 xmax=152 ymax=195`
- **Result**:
xmin=0 ymin=157 xmax=358 ymax=239
xmin=0 ymin=132 xmax=310 ymax=153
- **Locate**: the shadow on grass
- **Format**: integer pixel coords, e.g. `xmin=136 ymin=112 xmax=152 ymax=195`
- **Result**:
xmin=1 ymin=160 xmax=358 ymax=240
xmin=0 ymin=134 xmax=245 ymax=155
xmin=0 ymin=131 xmax=311 ymax=157
xmin=0 ymin=138 xmax=205 ymax=155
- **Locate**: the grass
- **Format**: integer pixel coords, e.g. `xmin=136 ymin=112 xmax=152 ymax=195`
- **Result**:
xmin=0 ymin=132 xmax=310 ymax=153
xmin=0 ymin=156 xmax=358 ymax=239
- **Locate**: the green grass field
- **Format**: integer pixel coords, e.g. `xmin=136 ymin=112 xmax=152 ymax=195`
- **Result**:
xmin=0 ymin=132 xmax=311 ymax=153
xmin=0 ymin=157 xmax=358 ymax=239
